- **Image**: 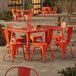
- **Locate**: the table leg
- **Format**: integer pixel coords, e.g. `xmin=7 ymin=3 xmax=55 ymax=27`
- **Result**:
xmin=26 ymin=32 xmax=30 ymax=60
xmin=22 ymin=11 xmax=24 ymax=21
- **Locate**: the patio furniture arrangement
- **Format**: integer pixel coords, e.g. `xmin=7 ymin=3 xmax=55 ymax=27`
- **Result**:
xmin=12 ymin=8 xmax=34 ymax=21
xmin=2 ymin=22 xmax=74 ymax=62
xmin=37 ymin=6 xmax=57 ymax=16
xmin=5 ymin=66 xmax=38 ymax=76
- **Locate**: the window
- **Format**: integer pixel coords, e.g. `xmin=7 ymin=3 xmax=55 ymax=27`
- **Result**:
xmin=32 ymin=0 xmax=42 ymax=14
xmin=8 ymin=0 xmax=23 ymax=11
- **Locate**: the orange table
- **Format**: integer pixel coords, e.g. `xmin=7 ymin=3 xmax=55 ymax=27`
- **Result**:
xmin=8 ymin=26 xmax=65 ymax=60
xmin=8 ymin=27 xmax=50 ymax=60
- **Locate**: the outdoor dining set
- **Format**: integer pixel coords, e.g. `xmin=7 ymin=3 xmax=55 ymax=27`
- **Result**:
xmin=1 ymin=21 xmax=74 ymax=63
xmin=12 ymin=6 xmax=57 ymax=21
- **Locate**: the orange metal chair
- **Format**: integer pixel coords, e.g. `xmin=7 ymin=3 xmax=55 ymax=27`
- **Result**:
xmin=24 ymin=9 xmax=32 ymax=21
xmin=31 ymin=8 xmax=34 ymax=16
xmin=7 ymin=23 xmax=26 ymax=46
xmin=31 ymin=29 xmax=54 ymax=63
xmin=52 ymin=27 xmax=74 ymax=59
xmin=5 ymin=66 xmax=38 ymax=76
xmin=52 ymin=22 xmax=67 ymax=50
xmin=3 ymin=28 xmax=26 ymax=62
xmin=37 ymin=6 xmax=43 ymax=16
xmin=51 ymin=6 xmax=57 ymax=15
xmin=42 ymin=6 xmax=52 ymax=16
xmin=26 ymin=22 xmax=43 ymax=42
xmin=12 ymin=9 xmax=22 ymax=21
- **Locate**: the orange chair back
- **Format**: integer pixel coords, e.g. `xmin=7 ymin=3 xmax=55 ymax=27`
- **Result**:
xmin=3 ymin=28 xmax=10 ymax=43
xmin=12 ymin=9 xmax=15 ymax=17
xmin=47 ymin=29 xmax=53 ymax=44
xmin=67 ymin=27 xmax=73 ymax=42
xmin=5 ymin=66 xmax=38 ymax=76
xmin=31 ymin=8 xmax=34 ymax=16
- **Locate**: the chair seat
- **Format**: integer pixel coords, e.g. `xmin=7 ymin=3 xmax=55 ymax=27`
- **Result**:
xmin=16 ymin=37 xmax=25 ymax=41
xmin=10 ymin=41 xmax=23 ymax=45
xmin=31 ymin=35 xmax=42 ymax=38
xmin=52 ymin=35 xmax=61 ymax=40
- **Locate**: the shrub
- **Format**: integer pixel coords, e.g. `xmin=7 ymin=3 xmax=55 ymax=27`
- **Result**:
xmin=0 ymin=24 xmax=6 ymax=46
xmin=0 ymin=11 xmax=12 ymax=20
xmin=58 ymin=64 xmax=76 ymax=76
xmin=26 ymin=0 xmax=32 ymax=9
xmin=43 ymin=0 xmax=52 ymax=7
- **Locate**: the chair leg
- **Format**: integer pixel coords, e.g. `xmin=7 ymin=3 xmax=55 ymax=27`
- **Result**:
xmin=40 ymin=48 xmax=42 ymax=58
xmin=11 ymin=46 xmax=15 ymax=62
xmin=31 ymin=46 xmax=35 ymax=60
xmin=22 ymin=45 xmax=26 ymax=60
xmin=30 ymin=16 xmax=31 ymax=21
xmin=42 ymin=47 xmax=46 ymax=63
xmin=49 ymin=47 xmax=54 ymax=61
xmin=23 ymin=39 xmax=26 ymax=49
xmin=26 ymin=16 xmax=28 ymax=21
xmin=40 ymin=37 xmax=43 ymax=42
xmin=69 ymin=43 xmax=74 ymax=58
xmin=52 ymin=43 xmax=56 ymax=57
xmin=16 ymin=46 xmax=18 ymax=55
xmin=12 ymin=18 xmax=14 ymax=21
xmin=3 ymin=45 xmax=8 ymax=61
xmin=57 ymin=44 xmax=59 ymax=51
xmin=61 ymin=46 xmax=65 ymax=59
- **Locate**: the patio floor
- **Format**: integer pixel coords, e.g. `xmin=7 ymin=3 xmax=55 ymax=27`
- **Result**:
xmin=0 ymin=15 xmax=76 ymax=76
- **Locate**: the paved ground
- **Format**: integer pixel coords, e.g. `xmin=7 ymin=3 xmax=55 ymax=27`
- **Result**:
xmin=0 ymin=16 xmax=76 ymax=76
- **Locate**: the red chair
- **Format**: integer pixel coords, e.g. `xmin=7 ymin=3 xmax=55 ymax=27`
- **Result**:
xmin=52 ymin=27 xmax=74 ymax=59
xmin=51 ymin=6 xmax=57 ymax=15
xmin=31 ymin=29 xmax=54 ymax=63
xmin=52 ymin=22 xmax=66 ymax=50
xmin=7 ymin=23 xmax=26 ymax=47
xmin=31 ymin=8 xmax=34 ymax=16
xmin=5 ymin=66 xmax=38 ymax=76
xmin=12 ymin=9 xmax=22 ymax=21
xmin=24 ymin=9 xmax=32 ymax=21
xmin=37 ymin=7 xmax=43 ymax=16
xmin=26 ymin=22 xmax=43 ymax=42
xmin=42 ymin=6 xmax=52 ymax=16
xmin=3 ymin=28 xmax=26 ymax=62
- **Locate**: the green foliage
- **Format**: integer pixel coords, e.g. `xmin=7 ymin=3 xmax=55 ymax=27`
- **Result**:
xmin=58 ymin=64 xmax=76 ymax=76
xmin=43 ymin=0 xmax=52 ymax=7
xmin=26 ymin=0 xmax=32 ymax=9
xmin=0 ymin=11 xmax=12 ymax=20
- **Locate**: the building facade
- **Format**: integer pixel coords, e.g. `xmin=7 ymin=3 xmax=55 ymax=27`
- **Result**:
xmin=0 ymin=0 xmax=8 ymax=14
xmin=0 ymin=0 xmax=45 ymax=14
